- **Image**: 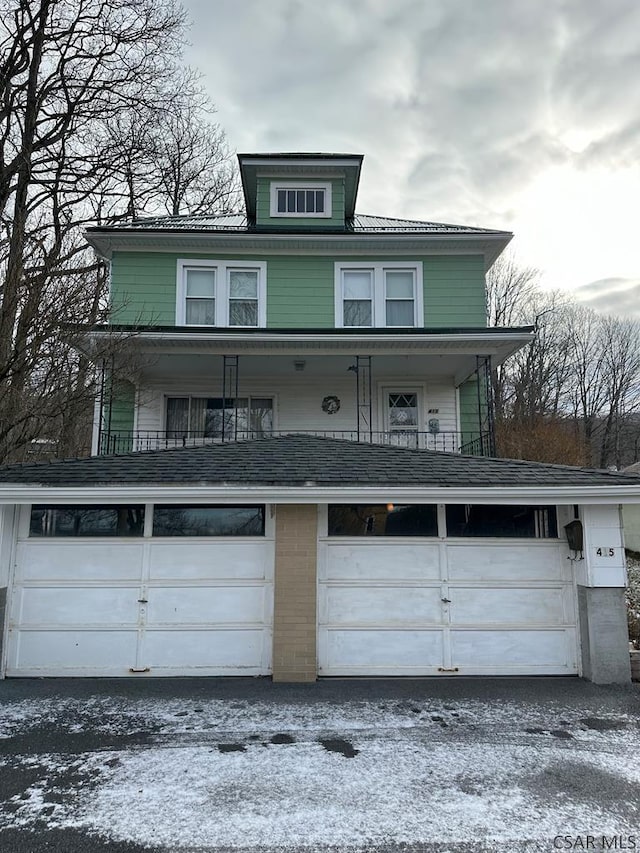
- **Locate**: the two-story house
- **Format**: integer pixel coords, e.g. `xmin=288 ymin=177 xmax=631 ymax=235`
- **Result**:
xmin=0 ymin=152 xmax=637 ymax=684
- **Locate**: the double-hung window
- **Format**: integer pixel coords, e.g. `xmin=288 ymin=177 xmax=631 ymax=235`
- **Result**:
xmin=270 ymin=181 xmax=332 ymax=218
xmin=177 ymin=260 xmax=266 ymax=327
xmin=335 ymin=262 xmax=423 ymax=328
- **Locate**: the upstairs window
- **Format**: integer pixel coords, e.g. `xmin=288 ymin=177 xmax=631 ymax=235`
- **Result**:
xmin=270 ymin=181 xmax=331 ymax=218
xmin=177 ymin=260 xmax=266 ymax=327
xmin=335 ymin=262 xmax=423 ymax=328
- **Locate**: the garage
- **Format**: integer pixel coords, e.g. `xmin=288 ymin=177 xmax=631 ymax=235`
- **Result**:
xmin=0 ymin=435 xmax=636 ymax=683
xmin=5 ymin=503 xmax=273 ymax=677
xmin=318 ymin=503 xmax=579 ymax=676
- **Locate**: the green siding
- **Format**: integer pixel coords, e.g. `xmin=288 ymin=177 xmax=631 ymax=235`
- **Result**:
xmin=110 ymin=252 xmax=177 ymax=325
xmin=423 ymin=255 xmax=486 ymax=327
xmin=110 ymin=251 xmax=487 ymax=328
xmin=255 ymin=177 xmax=345 ymax=228
xmin=459 ymin=380 xmax=481 ymax=437
xmin=104 ymin=381 xmax=135 ymax=453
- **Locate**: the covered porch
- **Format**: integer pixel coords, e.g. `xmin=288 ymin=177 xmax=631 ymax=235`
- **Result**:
xmin=92 ymin=327 xmax=534 ymax=457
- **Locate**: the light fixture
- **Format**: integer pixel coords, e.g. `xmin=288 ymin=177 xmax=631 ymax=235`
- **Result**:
xmin=293 ymin=360 xmax=306 ymax=372
xmin=386 ymin=503 xmax=394 ymax=511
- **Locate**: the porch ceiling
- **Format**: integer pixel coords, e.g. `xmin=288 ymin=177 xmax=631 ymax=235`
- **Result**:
xmin=94 ymin=329 xmax=533 ymax=383
xmin=132 ymin=352 xmax=497 ymax=384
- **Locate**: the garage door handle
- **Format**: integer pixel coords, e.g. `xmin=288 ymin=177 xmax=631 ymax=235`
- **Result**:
xmin=138 ymin=598 xmax=148 ymax=604
xmin=441 ymin=597 xmax=451 ymax=604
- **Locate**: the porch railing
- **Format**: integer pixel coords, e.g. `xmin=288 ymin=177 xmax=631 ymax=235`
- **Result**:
xmin=98 ymin=429 xmax=494 ymax=457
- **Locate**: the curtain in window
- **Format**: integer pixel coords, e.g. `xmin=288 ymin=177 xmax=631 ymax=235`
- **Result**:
xmin=185 ymin=269 xmax=215 ymax=325
xmin=343 ymin=270 xmax=373 ymax=326
xmin=385 ymin=271 xmax=415 ymax=326
xmin=229 ymin=270 xmax=258 ymax=326
xmin=166 ymin=398 xmax=189 ymax=437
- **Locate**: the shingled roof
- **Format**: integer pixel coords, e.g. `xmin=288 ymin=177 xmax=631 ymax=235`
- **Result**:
xmin=1 ymin=435 xmax=639 ymax=489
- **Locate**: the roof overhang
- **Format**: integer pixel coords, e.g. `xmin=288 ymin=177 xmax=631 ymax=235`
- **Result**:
xmin=84 ymin=230 xmax=512 ymax=272
xmin=1 ymin=484 xmax=640 ymax=504
xmin=86 ymin=327 xmax=535 ymax=380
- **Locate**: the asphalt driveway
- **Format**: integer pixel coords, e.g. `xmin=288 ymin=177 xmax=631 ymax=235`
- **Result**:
xmin=0 ymin=677 xmax=638 ymax=853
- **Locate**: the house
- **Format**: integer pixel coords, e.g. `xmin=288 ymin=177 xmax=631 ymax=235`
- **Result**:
xmin=0 ymin=152 xmax=638 ymax=683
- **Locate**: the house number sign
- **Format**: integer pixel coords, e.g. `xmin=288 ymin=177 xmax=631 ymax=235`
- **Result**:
xmin=594 ymin=547 xmax=616 ymax=558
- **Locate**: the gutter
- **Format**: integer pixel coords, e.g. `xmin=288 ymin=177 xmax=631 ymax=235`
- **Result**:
xmin=1 ymin=484 xmax=640 ymax=505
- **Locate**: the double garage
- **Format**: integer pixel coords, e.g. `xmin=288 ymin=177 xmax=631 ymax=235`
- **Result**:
xmin=0 ymin=434 xmax=635 ymax=683
xmin=4 ymin=501 xmax=579 ymax=678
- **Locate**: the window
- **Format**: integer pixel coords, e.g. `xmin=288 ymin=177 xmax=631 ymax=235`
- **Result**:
xmin=166 ymin=396 xmax=273 ymax=439
xmin=177 ymin=260 xmax=266 ymax=327
xmin=269 ymin=181 xmax=331 ymax=218
xmin=30 ymin=505 xmax=145 ymax=537
xmin=153 ymin=505 xmax=265 ymax=536
xmin=335 ymin=263 xmax=423 ymax=327
xmin=328 ymin=505 xmax=438 ymax=537
xmin=445 ymin=505 xmax=558 ymax=538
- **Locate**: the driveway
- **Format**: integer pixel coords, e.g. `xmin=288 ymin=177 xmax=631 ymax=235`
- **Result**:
xmin=0 ymin=677 xmax=638 ymax=853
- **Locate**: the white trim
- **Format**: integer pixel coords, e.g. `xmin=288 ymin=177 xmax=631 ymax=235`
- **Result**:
xmin=176 ymin=259 xmax=267 ymax=328
xmin=334 ymin=262 xmax=424 ymax=328
xmin=269 ymin=181 xmax=332 ymax=218
xmin=0 ymin=487 xmax=638 ymax=504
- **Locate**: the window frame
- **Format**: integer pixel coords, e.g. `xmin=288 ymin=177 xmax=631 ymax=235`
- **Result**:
xmin=152 ymin=504 xmax=266 ymax=537
xmin=334 ymin=262 xmax=423 ymax=328
xmin=164 ymin=394 xmax=275 ymax=438
xmin=269 ymin=181 xmax=332 ymax=218
xmin=176 ymin=259 xmax=267 ymax=328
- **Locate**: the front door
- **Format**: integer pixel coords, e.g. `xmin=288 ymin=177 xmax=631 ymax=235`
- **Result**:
xmin=385 ymin=391 xmax=420 ymax=447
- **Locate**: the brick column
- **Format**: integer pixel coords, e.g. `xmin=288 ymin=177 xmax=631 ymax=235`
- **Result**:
xmin=272 ymin=504 xmax=318 ymax=682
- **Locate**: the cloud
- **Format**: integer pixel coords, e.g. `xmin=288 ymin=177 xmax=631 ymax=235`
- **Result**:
xmin=181 ymin=0 xmax=640 ymax=293
xmin=573 ymin=277 xmax=640 ymax=317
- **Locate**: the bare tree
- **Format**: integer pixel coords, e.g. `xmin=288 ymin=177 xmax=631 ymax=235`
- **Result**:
xmin=0 ymin=0 xmax=239 ymax=462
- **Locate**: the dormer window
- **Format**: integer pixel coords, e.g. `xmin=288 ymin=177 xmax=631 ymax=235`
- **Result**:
xmin=270 ymin=181 xmax=332 ymax=218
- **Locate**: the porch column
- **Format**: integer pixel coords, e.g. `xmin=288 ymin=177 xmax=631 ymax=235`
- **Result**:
xmin=575 ymin=505 xmax=631 ymax=684
xmin=272 ymin=505 xmax=318 ymax=682
xmin=221 ymin=355 xmax=239 ymax=441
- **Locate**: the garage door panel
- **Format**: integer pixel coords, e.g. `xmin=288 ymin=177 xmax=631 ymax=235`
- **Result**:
xmin=324 ymin=543 xmax=440 ymax=581
xmin=323 ymin=585 xmax=443 ymax=625
xmin=15 ymin=542 xmax=144 ymax=581
xmin=450 ymin=586 xmax=569 ymax=626
xmin=321 ymin=629 xmax=444 ymax=671
xmin=146 ymin=585 xmax=268 ymax=625
xmin=9 ymin=630 xmax=137 ymax=671
xmin=149 ymin=541 xmax=270 ymax=580
xmin=447 ymin=545 xmax=565 ymax=582
xmin=15 ymin=586 xmax=139 ymax=626
xmin=143 ymin=629 xmax=268 ymax=669
xmin=451 ymin=629 xmax=575 ymax=668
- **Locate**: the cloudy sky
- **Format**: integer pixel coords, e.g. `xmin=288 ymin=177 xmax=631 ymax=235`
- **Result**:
xmin=181 ymin=0 xmax=640 ymax=315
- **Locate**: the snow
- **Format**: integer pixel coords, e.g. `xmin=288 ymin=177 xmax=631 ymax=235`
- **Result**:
xmin=2 ymin=696 xmax=639 ymax=851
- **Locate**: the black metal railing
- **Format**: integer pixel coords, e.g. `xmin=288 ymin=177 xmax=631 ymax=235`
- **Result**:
xmin=98 ymin=429 xmax=494 ymax=457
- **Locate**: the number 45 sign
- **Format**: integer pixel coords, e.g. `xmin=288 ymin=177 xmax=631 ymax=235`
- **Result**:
xmin=595 ymin=547 xmax=616 ymax=558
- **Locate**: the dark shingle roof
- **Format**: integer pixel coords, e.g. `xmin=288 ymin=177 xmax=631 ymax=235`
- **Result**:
xmin=86 ymin=213 xmax=508 ymax=237
xmin=1 ymin=435 xmax=639 ymax=489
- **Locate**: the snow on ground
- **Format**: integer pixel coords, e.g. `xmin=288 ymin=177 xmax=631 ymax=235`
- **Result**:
xmin=1 ymin=696 xmax=639 ymax=851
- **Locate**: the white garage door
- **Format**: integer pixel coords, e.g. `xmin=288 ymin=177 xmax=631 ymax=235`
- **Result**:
xmin=6 ymin=508 xmax=273 ymax=677
xmin=318 ymin=539 xmax=578 ymax=676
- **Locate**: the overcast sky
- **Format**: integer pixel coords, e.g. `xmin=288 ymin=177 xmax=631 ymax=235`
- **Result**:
xmin=182 ymin=0 xmax=640 ymax=315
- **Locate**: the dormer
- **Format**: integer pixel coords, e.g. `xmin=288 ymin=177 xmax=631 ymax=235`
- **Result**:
xmin=238 ymin=153 xmax=363 ymax=230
